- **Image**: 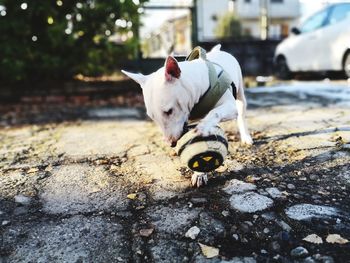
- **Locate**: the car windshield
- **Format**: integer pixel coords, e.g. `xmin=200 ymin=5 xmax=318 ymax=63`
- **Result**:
xmin=328 ymin=3 xmax=350 ymax=25
xmin=300 ymin=8 xmax=328 ymax=33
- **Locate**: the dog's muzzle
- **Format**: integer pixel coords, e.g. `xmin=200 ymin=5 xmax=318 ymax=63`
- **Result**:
xmin=170 ymin=122 xmax=189 ymax=148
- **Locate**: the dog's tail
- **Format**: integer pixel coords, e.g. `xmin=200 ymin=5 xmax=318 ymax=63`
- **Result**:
xmin=210 ymin=44 xmax=221 ymax=52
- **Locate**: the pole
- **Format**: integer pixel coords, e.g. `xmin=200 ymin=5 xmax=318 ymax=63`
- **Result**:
xmin=260 ymin=0 xmax=269 ymax=40
xmin=191 ymin=0 xmax=198 ymax=47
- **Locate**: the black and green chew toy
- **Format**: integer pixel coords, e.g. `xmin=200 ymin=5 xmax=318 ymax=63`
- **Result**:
xmin=175 ymin=124 xmax=228 ymax=172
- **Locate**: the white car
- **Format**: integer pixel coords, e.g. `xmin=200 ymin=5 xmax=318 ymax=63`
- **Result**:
xmin=274 ymin=2 xmax=350 ymax=79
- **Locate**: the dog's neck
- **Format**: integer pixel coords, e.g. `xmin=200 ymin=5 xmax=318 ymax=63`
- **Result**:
xmin=177 ymin=59 xmax=210 ymax=112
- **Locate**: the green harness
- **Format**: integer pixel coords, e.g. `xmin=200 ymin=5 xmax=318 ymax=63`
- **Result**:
xmin=186 ymin=46 xmax=237 ymax=120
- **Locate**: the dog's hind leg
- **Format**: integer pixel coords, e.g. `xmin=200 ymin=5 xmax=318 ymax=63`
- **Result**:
xmin=235 ymin=81 xmax=253 ymax=145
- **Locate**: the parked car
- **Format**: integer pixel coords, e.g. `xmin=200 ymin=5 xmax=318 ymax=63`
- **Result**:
xmin=274 ymin=2 xmax=350 ymax=79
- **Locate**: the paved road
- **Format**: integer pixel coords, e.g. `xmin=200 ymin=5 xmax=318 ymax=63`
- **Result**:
xmin=1 ymin=81 xmax=350 ymax=262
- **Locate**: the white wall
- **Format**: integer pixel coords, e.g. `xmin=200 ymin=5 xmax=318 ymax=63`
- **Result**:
xmin=269 ymin=0 xmax=300 ymax=18
xmin=197 ymin=0 xmax=230 ymax=41
xmin=235 ymin=0 xmax=300 ymax=19
xmin=235 ymin=0 xmax=260 ymax=18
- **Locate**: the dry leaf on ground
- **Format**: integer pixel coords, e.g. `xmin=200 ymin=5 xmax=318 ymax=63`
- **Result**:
xmin=303 ymin=234 xmax=323 ymax=244
xmin=198 ymin=243 xmax=219 ymax=258
xmin=326 ymin=234 xmax=349 ymax=244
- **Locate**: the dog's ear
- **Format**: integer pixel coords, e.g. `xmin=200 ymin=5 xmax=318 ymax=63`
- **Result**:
xmin=121 ymin=70 xmax=147 ymax=86
xmin=164 ymin=56 xmax=181 ymax=81
xmin=210 ymin=44 xmax=221 ymax=52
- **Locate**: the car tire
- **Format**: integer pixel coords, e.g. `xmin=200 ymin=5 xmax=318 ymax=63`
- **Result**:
xmin=344 ymin=52 xmax=350 ymax=79
xmin=275 ymin=56 xmax=293 ymax=80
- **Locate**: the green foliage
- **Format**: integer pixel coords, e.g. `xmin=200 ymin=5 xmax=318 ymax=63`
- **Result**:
xmin=215 ymin=12 xmax=242 ymax=39
xmin=0 ymin=0 xmax=147 ymax=83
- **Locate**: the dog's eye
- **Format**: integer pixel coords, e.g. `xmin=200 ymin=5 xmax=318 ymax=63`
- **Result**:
xmin=164 ymin=108 xmax=173 ymax=116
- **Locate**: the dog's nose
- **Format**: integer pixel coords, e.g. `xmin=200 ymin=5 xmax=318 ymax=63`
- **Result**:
xmin=164 ymin=136 xmax=177 ymax=147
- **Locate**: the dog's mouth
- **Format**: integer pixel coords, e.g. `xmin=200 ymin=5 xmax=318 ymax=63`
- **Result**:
xmin=170 ymin=122 xmax=189 ymax=148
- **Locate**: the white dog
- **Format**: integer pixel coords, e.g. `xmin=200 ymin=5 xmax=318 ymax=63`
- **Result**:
xmin=122 ymin=45 xmax=252 ymax=187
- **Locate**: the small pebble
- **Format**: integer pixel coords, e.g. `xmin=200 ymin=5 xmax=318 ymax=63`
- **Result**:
xmin=223 ymin=179 xmax=256 ymax=194
xmin=230 ymin=225 xmax=238 ymax=232
xmin=270 ymin=241 xmax=280 ymax=251
xmin=277 ymin=220 xmax=292 ymax=232
xmin=265 ymin=187 xmax=282 ymax=199
xmin=287 ymin=184 xmax=296 ymax=190
xmin=2 ymin=220 xmax=10 ymax=226
xmin=14 ymin=195 xmax=31 ymax=205
xmin=293 ymin=193 xmax=302 ymax=199
xmin=261 ymin=212 xmax=276 ymax=221
xmin=244 ymin=221 xmax=253 ymax=226
xmin=273 ymin=254 xmax=281 ymax=260
xmin=263 ymin=228 xmax=270 ymax=234
xmin=239 ymin=222 xmax=250 ymax=233
xmin=310 ymin=174 xmax=318 ymax=180
xmin=232 ymin=234 xmax=239 ymax=240
xmin=303 ymin=257 xmax=316 ymax=263
xmin=190 ymin=197 xmax=207 ymax=205
xmin=290 ymin=246 xmax=309 ymax=258
xmin=319 ymin=256 xmax=334 ymax=263
xmin=127 ymin=193 xmax=137 ymax=200
xmin=139 ymin=228 xmax=154 ymax=237
xmin=185 ymin=226 xmax=200 ymax=240
xmin=221 ymin=210 xmax=229 ymax=217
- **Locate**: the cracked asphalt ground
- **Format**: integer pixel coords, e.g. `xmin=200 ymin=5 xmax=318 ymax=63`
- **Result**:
xmin=1 ymin=81 xmax=350 ymax=263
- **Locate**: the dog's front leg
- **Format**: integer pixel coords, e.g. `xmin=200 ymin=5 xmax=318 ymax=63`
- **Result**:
xmin=195 ymin=100 xmax=236 ymax=136
xmin=191 ymin=172 xmax=208 ymax=187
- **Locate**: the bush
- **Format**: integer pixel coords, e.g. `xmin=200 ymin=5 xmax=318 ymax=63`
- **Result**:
xmin=214 ymin=12 xmax=242 ymax=39
xmin=0 ymin=0 xmax=147 ymax=84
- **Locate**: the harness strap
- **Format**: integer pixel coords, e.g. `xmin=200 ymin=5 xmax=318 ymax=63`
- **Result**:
xmin=186 ymin=46 xmax=236 ymax=120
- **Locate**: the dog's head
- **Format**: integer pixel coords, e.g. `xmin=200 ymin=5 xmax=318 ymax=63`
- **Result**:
xmin=122 ymin=56 xmax=190 ymax=146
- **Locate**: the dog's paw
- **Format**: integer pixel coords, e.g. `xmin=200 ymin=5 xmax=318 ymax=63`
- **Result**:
xmin=195 ymin=123 xmax=216 ymax=137
xmin=241 ymin=134 xmax=253 ymax=145
xmin=191 ymin=172 xmax=208 ymax=187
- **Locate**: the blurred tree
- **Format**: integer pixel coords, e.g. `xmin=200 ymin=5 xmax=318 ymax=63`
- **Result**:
xmin=0 ymin=0 xmax=147 ymax=83
xmin=214 ymin=12 xmax=242 ymax=39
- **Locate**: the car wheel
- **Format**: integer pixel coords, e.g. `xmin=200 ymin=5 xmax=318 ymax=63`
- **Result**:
xmin=344 ymin=52 xmax=350 ymax=79
xmin=275 ymin=56 xmax=292 ymax=80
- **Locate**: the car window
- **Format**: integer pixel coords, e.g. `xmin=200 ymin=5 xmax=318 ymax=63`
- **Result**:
xmin=329 ymin=4 xmax=350 ymax=25
xmin=300 ymin=9 xmax=328 ymax=33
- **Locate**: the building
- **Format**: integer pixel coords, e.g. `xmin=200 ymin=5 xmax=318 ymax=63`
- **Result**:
xmin=233 ymin=0 xmax=301 ymax=39
xmin=141 ymin=0 xmax=301 ymax=57
xmin=141 ymin=14 xmax=192 ymax=57
xmin=196 ymin=0 xmax=230 ymax=41
xmin=197 ymin=0 xmax=301 ymax=41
